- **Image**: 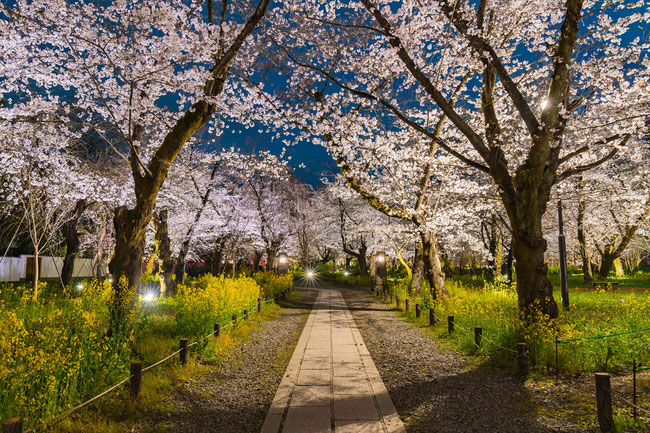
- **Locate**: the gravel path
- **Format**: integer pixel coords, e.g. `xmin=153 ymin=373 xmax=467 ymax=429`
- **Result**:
xmin=340 ymin=287 xmax=582 ymax=433
xmin=134 ymin=289 xmax=317 ymax=433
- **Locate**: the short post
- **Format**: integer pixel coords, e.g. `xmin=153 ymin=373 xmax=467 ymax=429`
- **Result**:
xmin=415 ymin=303 xmax=421 ymax=318
xmin=233 ymin=314 xmax=238 ymax=324
xmin=214 ymin=323 xmax=221 ymax=338
xmin=429 ymin=308 xmax=435 ymax=326
xmin=447 ymin=315 xmax=454 ymax=333
xmin=633 ymin=360 xmax=637 ymax=421
xmin=405 ymin=299 xmax=410 ymax=312
xmin=3 ymin=418 xmax=23 ymax=433
xmin=396 ymin=295 xmax=400 ymax=309
xmin=390 ymin=293 xmax=394 ymax=303
xmin=130 ymin=360 xmax=142 ymax=398
xmin=517 ymin=343 xmax=528 ymax=376
xmin=258 ymin=297 xmax=262 ymax=313
xmin=244 ymin=309 xmax=249 ymax=320
xmin=384 ymin=292 xmax=388 ymax=302
xmin=180 ymin=338 xmax=189 ymax=365
xmin=595 ymin=373 xmax=613 ymax=432
xmin=474 ymin=326 xmax=482 ymax=347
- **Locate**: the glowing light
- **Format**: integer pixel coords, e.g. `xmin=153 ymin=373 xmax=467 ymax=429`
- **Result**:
xmin=279 ymin=257 xmax=287 ymax=264
xmin=344 ymin=271 xmax=349 ymax=276
xmin=143 ymin=292 xmax=156 ymax=302
xmin=307 ymin=271 xmax=314 ymax=278
xmin=107 ymin=276 xmax=113 ymax=283
xmin=377 ymin=255 xmax=385 ymax=263
xmin=541 ymin=99 xmax=548 ymax=110
xmin=76 ymin=283 xmax=83 ymax=290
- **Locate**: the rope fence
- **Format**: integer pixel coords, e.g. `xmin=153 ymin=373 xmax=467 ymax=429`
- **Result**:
xmin=372 ymin=283 xmax=650 ymax=429
xmin=3 ymin=291 xmax=288 ymax=433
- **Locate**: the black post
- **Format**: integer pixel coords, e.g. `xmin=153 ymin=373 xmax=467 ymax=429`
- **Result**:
xmin=214 ymin=323 xmax=221 ymax=338
xmin=130 ymin=360 xmax=142 ymax=398
xmin=633 ymin=360 xmax=637 ymax=421
xmin=180 ymin=339 xmax=188 ymax=365
xmin=595 ymin=373 xmax=613 ymax=432
xmin=415 ymin=303 xmax=421 ymax=318
xmin=258 ymin=297 xmax=262 ymax=313
xmin=448 ymin=315 xmax=454 ymax=333
xmin=396 ymin=295 xmax=400 ymax=309
xmin=2 ymin=419 xmax=22 ymax=433
xmin=558 ymin=200 xmax=570 ymax=310
xmin=429 ymin=308 xmax=435 ymax=326
xmin=405 ymin=299 xmax=410 ymax=312
xmin=244 ymin=309 xmax=249 ymax=320
xmin=474 ymin=327 xmax=482 ymax=347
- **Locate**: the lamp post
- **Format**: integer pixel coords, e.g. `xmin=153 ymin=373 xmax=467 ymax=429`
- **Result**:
xmin=375 ymin=250 xmax=387 ymax=293
xmin=558 ymin=200 xmax=570 ymax=310
xmin=277 ymin=253 xmax=289 ymax=275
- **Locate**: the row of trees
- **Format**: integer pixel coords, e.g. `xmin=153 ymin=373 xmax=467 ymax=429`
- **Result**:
xmin=1 ymin=0 xmax=648 ymax=328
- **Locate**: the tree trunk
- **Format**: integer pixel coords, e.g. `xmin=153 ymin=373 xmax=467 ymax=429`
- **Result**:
xmin=358 ymin=244 xmax=369 ymax=277
xmin=577 ymin=196 xmax=593 ymax=283
xmin=108 ymin=204 xmax=151 ymax=330
xmin=154 ymin=210 xmax=174 ymax=297
xmin=61 ymin=199 xmax=87 ymax=287
xmin=511 ymin=228 xmax=558 ymax=319
xmin=421 ymin=231 xmax=448 ymax=297
xmin=411 ymin=243 xmax=425 ymax=292
xmin=266 ymin=248 xmax=277 ymax=273
xmin=252 ymin=247 xmax=261 ymax=272
xmin=211 ymin=237 xmax=226 ymax=275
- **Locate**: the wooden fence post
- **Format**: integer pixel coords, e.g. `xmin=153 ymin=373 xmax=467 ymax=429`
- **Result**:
xmin=244 ymin=309 xmax=249 ymax=320
xmin=2 ymin=418 xmax=22 ymax=433
xmin=429 ymin=308 xmax=435 ymax=326
xmin=214 ymin=323 xmax=221 ymax=338
xmin=405 ymin=299 xmax=410 ymax=312
xmin=595 ymin=373 xmax=613 ymax=432
xmin=258 ymin=297 xmax=262 ymax=313
xmin=232 ymin=314 xmax=237 ymax=324
xmin=130 ymin=360 xmax=142 ymax=398
xmin=396 ymin=295 xmax=400 ymax=309
xmin=517 ymin=343 xmax=528 ymax=376
xmin=390 ymin=293 xmax=394 ymax=303
xmin=415 ymin=303 xmax=421 ymax=318
xmin=474 ymin=327 xmax=482 ymax=347
xmin=180 ymin=339 xmax=189 ymax=365
xmin=447 ymin=315 xmax=454 ymax=333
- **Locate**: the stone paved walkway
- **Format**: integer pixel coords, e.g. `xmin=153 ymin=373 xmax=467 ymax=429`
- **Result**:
xmin=261 ymin=288 xmax=406 ymax=433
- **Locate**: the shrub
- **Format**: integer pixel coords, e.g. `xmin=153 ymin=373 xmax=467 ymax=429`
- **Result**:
xmin=253 ymin=271 xmax=293 ymax=299
xmin=173 ymin=274 xmax=261 ymax=337
xmin=0 ymin=279 xmax=132 ymax=425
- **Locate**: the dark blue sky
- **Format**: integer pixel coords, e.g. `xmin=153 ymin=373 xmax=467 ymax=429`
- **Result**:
xmin=217 ymin=121 xmax=334 ymax=186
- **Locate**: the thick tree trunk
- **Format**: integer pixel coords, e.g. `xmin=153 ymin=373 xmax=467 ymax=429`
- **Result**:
xmin=211 ymin=237 xmax=226 ymax=275
xmin=421 ymin=231 xmax=448 ymax=297
xmin=108 ymin=204 xmax=151 ymax=330
xmin=411 ymin=243 xmax=425 ymax=291
xmin=154 ymin=210 xmax=174 ymax=297
xmin=358 ymin=244 xmax=369 ymax=277
xmin=61 ymin=199 xmax=86 ymax=287
xmin=252 ymin=247 xmax=261 ymax=272
xmin=511 ymin=229 xmax=558 ymax=319
xmin=577 ymin=197 xmax=593 ymax=283
xmin=266 ymin=248 xmax=277 ymax=273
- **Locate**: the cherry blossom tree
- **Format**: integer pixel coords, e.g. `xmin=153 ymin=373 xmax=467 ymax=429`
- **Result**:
xmin=240 ymin=0 xmax=649 ymax=317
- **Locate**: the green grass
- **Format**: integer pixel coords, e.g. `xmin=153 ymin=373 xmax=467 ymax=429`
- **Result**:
xmin=0 ymin=273 xmax=292 ymax=431
xmin=373 ymin=277 xmax=650 ymax=374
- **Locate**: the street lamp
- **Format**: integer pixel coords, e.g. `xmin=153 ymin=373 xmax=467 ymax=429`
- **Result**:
xmin=277 ymin=253 xmax=289 ymax=275
xmin=375 ymin=250 xmax=387 ymax=293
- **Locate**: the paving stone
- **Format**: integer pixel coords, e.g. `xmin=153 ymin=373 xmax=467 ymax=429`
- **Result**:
xmin=290 ymin=385 xmax=330 ymax=407
xmin=297 ymin=369 xmax=331 ymax=386
xmin=284 ymin=406 xmax=331 ymax=433
xmin=334 ymin=420 xmax=385 ymax=433
xmin=333 ymin=395 xmax=380 ymax=420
